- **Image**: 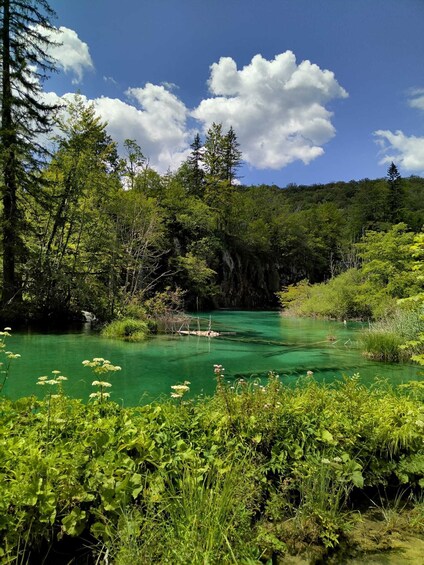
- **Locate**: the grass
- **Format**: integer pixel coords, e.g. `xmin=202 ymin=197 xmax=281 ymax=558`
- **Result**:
xmin=360 ymin=306 xmax=424 ymax=362
xmin=101 ymin=317 xmax=150 ymax=341
xmin=360 ymin=330 xmax=404 ymax=362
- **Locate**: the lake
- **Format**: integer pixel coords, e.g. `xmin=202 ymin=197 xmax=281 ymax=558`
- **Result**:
xmin=2 ymin=311 xmax=422 ymax=406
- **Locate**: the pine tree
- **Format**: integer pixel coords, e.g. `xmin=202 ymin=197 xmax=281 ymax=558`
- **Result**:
xmin=0 ymin=0 xmax=58 ymax=309
xmin=203 ymin=122 xmax=225 ymax=179
xmin=185 ymin=132 xmax=205 ymax=196
xmin=203 ymin=123 xmax=242 ymax=183
xmin=223 ymin=126 xmax=242 ymax=184
xmin=387 ymin=162 xmax=402 ymax=223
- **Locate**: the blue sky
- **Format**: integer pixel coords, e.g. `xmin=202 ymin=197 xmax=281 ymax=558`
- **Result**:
xmin=44 ymin=0 xmax=424 ymax=187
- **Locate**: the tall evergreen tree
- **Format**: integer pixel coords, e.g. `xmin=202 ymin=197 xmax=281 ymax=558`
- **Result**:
xmin=0 ymin=0 xmax=58 ymax=309
xmin=186 ymin=132 xmax=204 ymax=195
xmin=387 ymin=161 xmax=403 ymax=223
xmin=203 ymin=123 xmax=242 ymax=184
xmin=203 ymin=122 xmax=225 ymax=179
xmin=223 ymin=126 xmax=242 ymax=184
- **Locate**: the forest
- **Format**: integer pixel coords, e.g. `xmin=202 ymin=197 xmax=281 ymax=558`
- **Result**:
xmin=2 ymin=90 xmax=424 ymax=325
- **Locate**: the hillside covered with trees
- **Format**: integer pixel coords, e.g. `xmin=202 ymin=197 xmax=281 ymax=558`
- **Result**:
xmin=2 ymin=91 xmax=424 ymax=323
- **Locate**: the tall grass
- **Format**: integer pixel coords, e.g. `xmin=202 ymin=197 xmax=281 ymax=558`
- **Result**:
xmin=101 ymin=317 xmax=149 ymax=341
xmin=361 ymin=330 xmax=404 ymax=362
xmin=96 ymin=461 xmax=258 ymax=564
xmin=360 ymin=306 xmax=424 ymax=362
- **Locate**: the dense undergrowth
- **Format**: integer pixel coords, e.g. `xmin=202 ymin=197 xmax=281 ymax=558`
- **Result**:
xmin=1 ymin=363 xmax=424 ymax=564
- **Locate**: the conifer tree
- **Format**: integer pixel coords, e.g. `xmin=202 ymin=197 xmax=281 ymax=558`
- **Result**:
xmin=223 ymin=126 xmax=242 ymax=184
xmin=203 ymin=122 xmax=225 ymax=179
xmin=203 ymin=123 xmax=242 ymax=184
xmin=186 ymin=132 xmax=204 ymax=195
xmin=386 ymin=162 xmax=403 ymax=223
xmin=0 ymin=0 xmax=58 ymax=309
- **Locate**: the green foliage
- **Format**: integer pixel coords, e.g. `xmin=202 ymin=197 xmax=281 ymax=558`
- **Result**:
xmin=176 ymin=252 xmax=217 ymax=297
xmin=278 ymin=224 xmax=424 ymax=321
xmin=278 ymin=269 xmax=377 ymax=319
xmin=0 ymin=365 xmax=424 ymax=562
xmin=25 ymin=95 xmax=122 ymax=320
xmin=101 ymin=318 xmax=150 ymax=342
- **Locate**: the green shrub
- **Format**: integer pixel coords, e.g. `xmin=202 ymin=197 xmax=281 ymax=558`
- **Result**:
xmin=101 ymin=317 xmax=150 ymax=341
xmin=278 ymin=269 xmax=383 ymax=320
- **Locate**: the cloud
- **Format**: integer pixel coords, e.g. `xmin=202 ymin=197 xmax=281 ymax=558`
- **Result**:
xmin=192 ymin=51 xmax=348 ymax=169
xmin=121 ymin=84 xmax=191 ymax=169
xmin=408 ymin=88 xmax=424 ymax=111
xmin=43 ymin=51 xmax=348 ymax=173
xmin=40 ymin=26 xmax=94 ymax=84
xmin=103 ymin=76 xmax=118 ymax=86
xmin=374 ymin=129 xmax=424 ymax=174
xmin=373 ymin=88 xmax=424 ymax=174
xmin=45 ymin=85 xmax=192 ymax=172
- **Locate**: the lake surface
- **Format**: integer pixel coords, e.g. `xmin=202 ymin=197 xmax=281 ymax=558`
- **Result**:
xmin=2 ymin=311 xmax=423 ymax=406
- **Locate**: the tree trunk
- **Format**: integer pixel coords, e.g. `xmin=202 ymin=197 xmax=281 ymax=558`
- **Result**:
xmin=1 ymin=0 xmax=19 ymax=306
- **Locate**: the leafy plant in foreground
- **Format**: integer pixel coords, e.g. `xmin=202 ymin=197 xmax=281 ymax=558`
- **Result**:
xmin=0 ymin=328 xmax=20 ymax=395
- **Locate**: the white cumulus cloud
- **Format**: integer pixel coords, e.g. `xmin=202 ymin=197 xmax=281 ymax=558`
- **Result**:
xmin=42 ymin=51 xmax=348 ymax=173
xmin=374 ymin=129 xmax=424 ymax=174
xmin=44 ymin=85 xmax=192 ymax=172
xmin=97 ymin=84 xmax=192 ymax=170
xmin=192 ymin=51 xmax=348 ymax=169
xmin=40 ymin=26 xmax=94 ymax=84
xmin=374 ymin=88 xmax=424 ymax=174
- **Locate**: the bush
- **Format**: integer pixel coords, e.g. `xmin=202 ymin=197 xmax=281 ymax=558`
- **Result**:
xmin=278 ymin=269 xmax=385 ymax=320
xmin=101 ymin=317 xmax=150 ymax=341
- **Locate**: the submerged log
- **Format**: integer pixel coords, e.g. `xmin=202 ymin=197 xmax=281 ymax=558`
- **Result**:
xmin=178 ymin=330 xmax=220 ymax=337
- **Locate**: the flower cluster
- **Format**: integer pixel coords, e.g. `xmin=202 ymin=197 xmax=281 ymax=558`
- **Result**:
xmin=90 ymin=380 xmax=113 ymax=400
xmin=36 ymin=371 xmax=68 ymax=398
xmin=37 ymin=371 xmax=68 ymax=387
xmin=83 ymin=357 xmax=121 ymax=402
xmin=214 ymin=363 xmax=225 ymax=385
xmin=213 ymin=364 xmax=224 ymax=375
xmin=82 ymin=358 xmax=121 ymax=374
xmin=170 ymin=381 xmax=191 ymax=399
xmin=0 ymin=327 xmax=20 ymax=359
xmin=0 ymin=328 xmax=21 ymax=396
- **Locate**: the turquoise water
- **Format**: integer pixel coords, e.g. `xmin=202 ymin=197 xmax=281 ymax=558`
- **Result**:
xmin=2 ymin=311 xmax=422 ymax=406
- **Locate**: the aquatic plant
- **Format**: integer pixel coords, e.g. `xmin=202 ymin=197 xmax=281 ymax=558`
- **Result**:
xmin=101 ymin=317 xmax=150 ymax=341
